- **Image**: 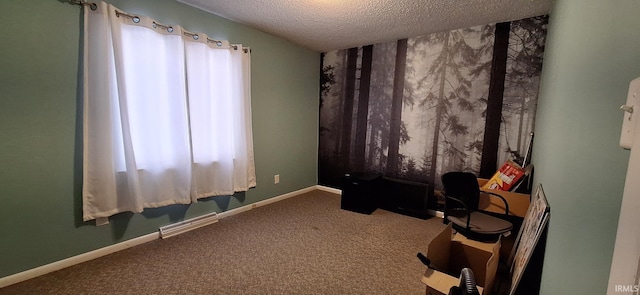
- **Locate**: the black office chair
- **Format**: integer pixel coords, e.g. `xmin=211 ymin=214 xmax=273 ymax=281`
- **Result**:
xmin=441 ymin=171 xmax=513 ymax=241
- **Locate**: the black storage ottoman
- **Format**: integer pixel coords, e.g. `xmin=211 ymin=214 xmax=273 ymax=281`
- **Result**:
xmin=340 ymin=173 xmax=381 ymax=214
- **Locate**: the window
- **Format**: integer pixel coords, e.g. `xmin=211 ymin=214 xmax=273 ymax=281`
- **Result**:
xmin=82 ymin=1 xmax=255 ymax=222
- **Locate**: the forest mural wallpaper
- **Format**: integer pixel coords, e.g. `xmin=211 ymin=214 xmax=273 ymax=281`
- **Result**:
xmin=319 ymin=15 xmax=548 ymax=210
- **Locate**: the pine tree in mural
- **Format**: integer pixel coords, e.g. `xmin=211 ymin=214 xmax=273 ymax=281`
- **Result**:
xmin=480 ymin=22 xmax=510 ymax=177
xmin=319 ymin=55 xmax=335 ymax=110
xmin=318 ymin=57 xmax=336 ymax=169
xmin=415 ymin=27 xmax=493 ymax=184
xmin=392 ymin=39 xmax=421 ymax=182
xmin=464 ymin=24 xmax=499 ymax=171
xmin=353 ymin=45 xmax=373 ymax=172
xmin=319 ymin=50 xmax=350 ymax=186
xmin=386 ymin=39 xmax=409 ymax=177
xmin=366 ymin=43 xmax=396 ymax=172
xmin=500 ymin=16 xmax=548 ymax=165
xmin=338 ymin=48 xmax=359 ymax=171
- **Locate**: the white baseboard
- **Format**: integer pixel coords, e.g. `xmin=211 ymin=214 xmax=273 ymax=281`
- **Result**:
xmin=0 ymin=232 xmax=159 ymax=288
xmin=0 ymin=185 xmax=322 ymax=288
xmin=217 ymin=186 xmax=318 ymax=218
xmin=315 ymin=184 xmax=341 ymax=195
xmin=428 ymin=209 xmax=444 ymax=218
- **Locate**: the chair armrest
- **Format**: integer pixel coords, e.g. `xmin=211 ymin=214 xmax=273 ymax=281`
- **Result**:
xmin=444 ymin=195 xmax=468 ymax=211
xmin=480 ymin=190 xmax=510 ymax=216
xmin=443 ymin=195 xmax=472 ymax=229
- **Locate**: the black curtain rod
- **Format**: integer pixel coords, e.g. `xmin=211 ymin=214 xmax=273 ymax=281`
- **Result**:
xmin=65 ymin=0 xmax=251 ymax=53
xmin=66 ymin=0 xmax=97 ymax=11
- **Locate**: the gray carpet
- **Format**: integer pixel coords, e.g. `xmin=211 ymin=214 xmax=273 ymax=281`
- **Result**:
xmin=0 ymin=190 xmax=446 ymax=295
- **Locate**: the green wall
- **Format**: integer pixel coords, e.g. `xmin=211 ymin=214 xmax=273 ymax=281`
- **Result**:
xmin=0 ymin=0 xmax=319 ymax=278
xmin=534 ymin=0 xmax=640 ymax=293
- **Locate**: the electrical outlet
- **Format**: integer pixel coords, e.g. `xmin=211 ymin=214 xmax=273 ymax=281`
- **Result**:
xmin=274 ymin=174 xmax=280 ymax=184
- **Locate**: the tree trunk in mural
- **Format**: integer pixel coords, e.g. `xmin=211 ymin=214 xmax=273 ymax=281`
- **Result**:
xmin=366 ymin=44 xmax=394 ymax=171
xmin=518 ymin=98 xmax=526 ymax=150
xmin=480 ymin=22 xmax=510 ymax=178
xmin=339 ymin=47 xmax=358 ymax=171
xmin=386 ymin=39 xmax=408 ymax=177
xmin=354 ymin=45 xmax=373 ymax=171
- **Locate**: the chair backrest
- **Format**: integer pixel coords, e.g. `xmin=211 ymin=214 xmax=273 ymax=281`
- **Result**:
xmin=441 ymin=172 xmax=481 ymax=211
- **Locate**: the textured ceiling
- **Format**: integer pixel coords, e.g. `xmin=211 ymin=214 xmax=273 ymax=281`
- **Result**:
xmin=177 ymin=0 xmax=554 ymax=52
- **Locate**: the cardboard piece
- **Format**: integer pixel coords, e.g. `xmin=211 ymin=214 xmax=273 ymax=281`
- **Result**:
xmin=421 ymin=224 xmax=500 ymax=295
xmin=477 ymin=178 xmax=530 ymax=218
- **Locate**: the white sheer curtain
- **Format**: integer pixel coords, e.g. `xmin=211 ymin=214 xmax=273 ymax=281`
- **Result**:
xmin=82 ymin=1 xmax=256 ymax=222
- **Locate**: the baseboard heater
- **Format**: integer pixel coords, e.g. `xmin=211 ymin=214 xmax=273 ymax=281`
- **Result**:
xmin=159 ymin=212 xmax=219 ymax=239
